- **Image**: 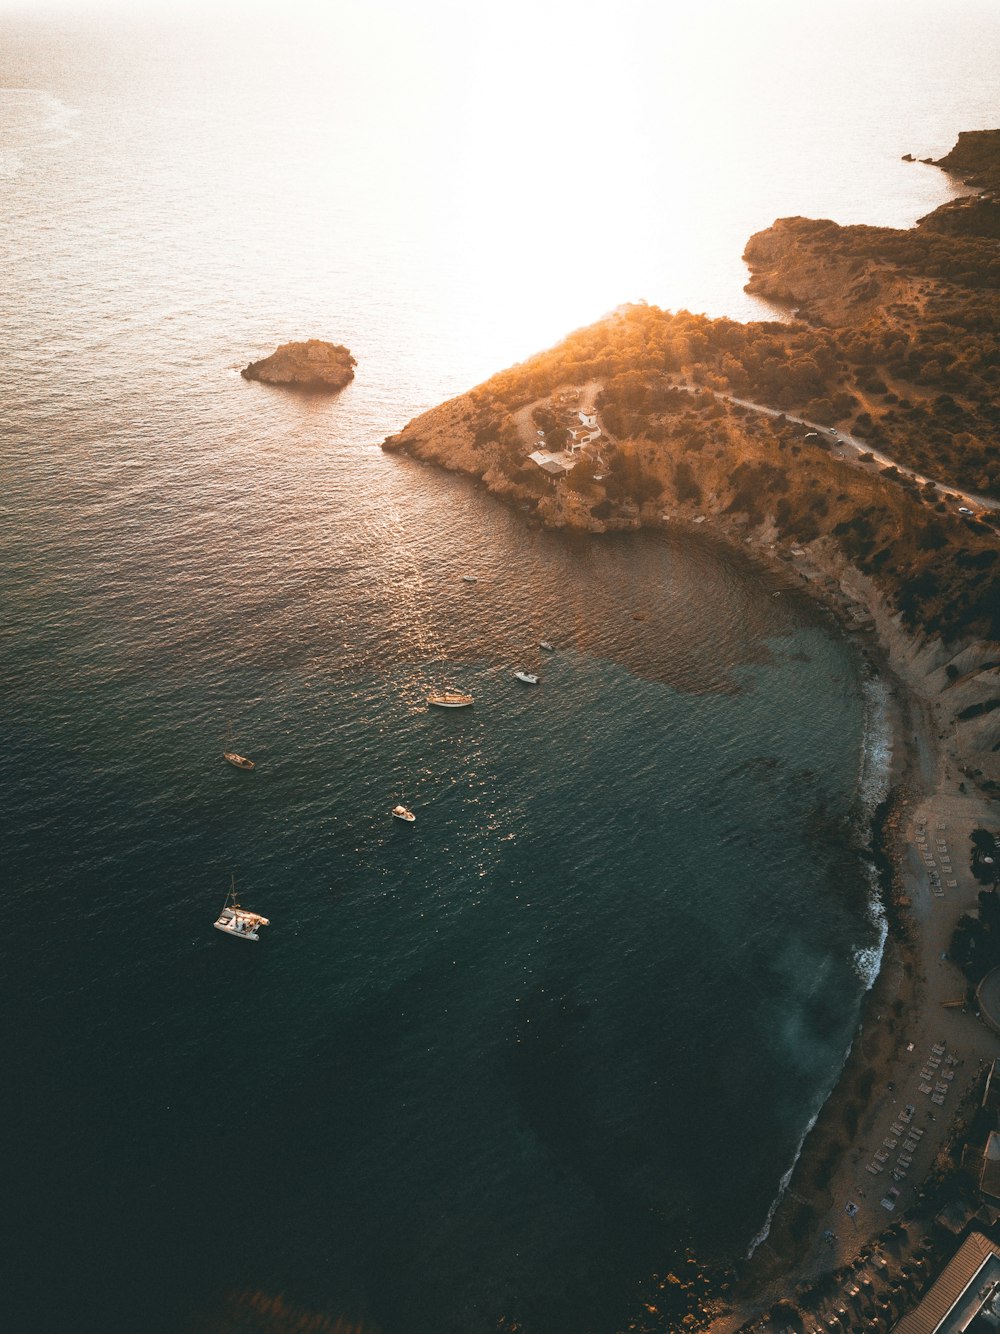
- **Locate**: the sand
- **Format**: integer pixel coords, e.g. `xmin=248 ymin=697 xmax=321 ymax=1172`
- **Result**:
xmin=698 ymin=535 xmax=1000 ymax=1334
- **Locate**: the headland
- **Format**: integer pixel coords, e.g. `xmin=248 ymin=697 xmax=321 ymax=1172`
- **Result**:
xmin=382 ymin=131 xmax=1000 ymax=1330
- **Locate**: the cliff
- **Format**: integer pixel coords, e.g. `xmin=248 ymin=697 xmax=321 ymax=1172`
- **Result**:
xmin=934 ymin=128 xmax=1000 ymax=193
xmin=742 ymin=130 xmax=1000 ymax=329
xmin=242 ymin=340 xmax=356 ymax=391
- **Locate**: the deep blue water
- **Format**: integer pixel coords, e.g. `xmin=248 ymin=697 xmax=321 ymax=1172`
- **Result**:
xmin=6 ymin=4 xmax=996 ymax=1329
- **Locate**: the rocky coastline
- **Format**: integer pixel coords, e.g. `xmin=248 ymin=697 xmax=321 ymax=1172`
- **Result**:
xmin=380 ymin=130 xmax=1000 ymax=1331
xmin=242 ymin=339 xmax=356 ymax=391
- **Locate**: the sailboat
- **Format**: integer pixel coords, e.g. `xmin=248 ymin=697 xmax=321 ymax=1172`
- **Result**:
xmin=213 ymin=876 xmax=270 ymax=941
xmin=222 ymin=723 xmax=255 ymax=771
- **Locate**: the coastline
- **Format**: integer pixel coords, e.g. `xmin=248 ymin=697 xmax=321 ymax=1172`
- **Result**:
xmin=676 ymin=521 xmax=1000 ymax=1333
xmin=396 ymin=440 xmax=998 ymax=1323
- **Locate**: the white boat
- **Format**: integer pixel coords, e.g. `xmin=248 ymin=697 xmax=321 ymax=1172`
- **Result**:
xmin=539 ymin=641 xmax=555 ymax=652
xmin=213 ymin=877 xmax=269 ymax=941
xmin=223 ymin=751 xmax=255 ymax=771
xmin=514 ymin=671 xmax=539 ymax=685
xmin=392 ymin=804 xmax=416 ymax=823
xmin=461 ymin=575 xmax=478 ymax=583
xmin=427 ymin=691 xmax=474 ymax=708
xmin=222 ymin=723 xmax=255 ymax=770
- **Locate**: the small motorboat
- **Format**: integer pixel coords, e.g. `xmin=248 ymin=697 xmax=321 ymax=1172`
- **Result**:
xmin=539 ymin=641 xmax=555 ymax=652
xmin=514 ymin=671 xmax=539 ymax=685
xmin=427 ymin=691 xmax=474 ymax=708
xmin=461 ymin=575 xmax=478 ymax=583
xmin=223 ymin=752 xmax=255 ymax=771
xmin=392 ymin=804 xmax=416 ymax=823
xmin=214 ymin=877 xmax=269 ymax=941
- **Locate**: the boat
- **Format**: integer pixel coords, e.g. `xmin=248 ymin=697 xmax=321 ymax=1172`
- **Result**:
xmin=426 ymin=691 xmax=474 ymax=708
xmin=223 ymin=751 xmax=255 ymax=770
xmin=392 ymin=804 xmax=416 ymax=823
xmin=461 ymin=575 xmax=478 ymax=583
xmin=222 ymin=723 xmax=255 ymax=770
xmin=539 ymin=641 xmax=555 ymax=652
xmin=213 ymin=877 xmax=270 ymax=941
xmin=514 ymin=671 xmax=539 ymax=685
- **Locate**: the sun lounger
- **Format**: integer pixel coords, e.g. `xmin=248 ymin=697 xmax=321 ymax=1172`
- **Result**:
xmin=942 ymin=1069 xmax=954 ymax=1081
xmin=897 ymin=1154 xmax=912 ymax=1167
xmin=936 ymin=1082 xmax=948 ymax=1093
xmin=903 ymin=1139 xmax=917 ymax=1153
xmin=932 ymin=1044 xmax=945 ymax=1054
xmin=891 ymin=1122 xmax=905 ymax=1135
xmin=912 ymin=1127 xmax=925 ymax=1137
xmin=946 ymin=880 xmax=957 ymax=888
xmin=920 ymin=1083 xmax=933 ymax=1094
xmin=931 ymin=1093 xmax=945 ymax=1105
xmin=875 ymin=1149 xmax=889 ymax=1162
xmin=921 ymin=1068 xmax=933 ymax=1079
xmin=867 ymin=1162 xmax=882 ymax=1175
xmin=883 ymin=1137 xmax=898 ymax=1149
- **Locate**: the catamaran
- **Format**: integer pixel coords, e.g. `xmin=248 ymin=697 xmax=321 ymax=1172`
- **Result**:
xmin=213 ymin=877 xmax=270 ymax=941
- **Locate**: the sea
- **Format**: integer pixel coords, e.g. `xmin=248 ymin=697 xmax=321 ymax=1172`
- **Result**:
xmin=2 ymin=2 xmax=998 ymax=1330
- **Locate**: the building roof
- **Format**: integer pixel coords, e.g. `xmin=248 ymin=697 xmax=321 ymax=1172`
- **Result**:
xmin=528 ymin=450 xmax=569 ymax=475
xmin=893 ymin=1232 xmax=1000 ymax=1334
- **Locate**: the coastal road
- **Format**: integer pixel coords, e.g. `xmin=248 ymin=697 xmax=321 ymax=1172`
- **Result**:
xmin=673 ymin=383 xmax=1000 ymax=519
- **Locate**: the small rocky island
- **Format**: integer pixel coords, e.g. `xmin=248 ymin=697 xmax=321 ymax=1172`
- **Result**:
xmin=241 ymin=339 xmax=356 ymax=391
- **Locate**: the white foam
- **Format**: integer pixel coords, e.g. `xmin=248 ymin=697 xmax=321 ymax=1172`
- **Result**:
xmin=857 ymin=676 xmax=893 ymax=822
xmin=854 ymin=861 xmax=888 ymax=989
xmin=746 ymin=1095 xmax=821 ymax=1259
xmin=750 ymin=675 xmax=894 ymax=1255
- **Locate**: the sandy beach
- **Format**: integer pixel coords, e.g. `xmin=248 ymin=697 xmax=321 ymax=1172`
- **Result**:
xmin=698 ymin=532 xmax=1000 ymax=1334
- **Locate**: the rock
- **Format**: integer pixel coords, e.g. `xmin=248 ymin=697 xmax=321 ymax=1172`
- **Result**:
xmin=242 ymin=339 xmax=356 ymax=391
xmin=902 ymin=153 xmax=914 ymax=162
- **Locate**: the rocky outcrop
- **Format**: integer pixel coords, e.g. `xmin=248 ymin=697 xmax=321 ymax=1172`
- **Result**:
xmin=242 ymin=340 xmax=356 ymax=391
xmin=934 ymin=128 xmax=1000 ymax=193
xmin=742 ymin=217 xmax=913 ymax=326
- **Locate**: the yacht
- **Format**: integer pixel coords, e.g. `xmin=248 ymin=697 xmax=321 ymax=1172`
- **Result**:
xmin=213 ymin=878 xmax=269 ymax=941
xmin=222 ymin=723 xmax=255 ymax=770
xmin=427 ymin=691 xmax=474 ymax=708
xmin=539 ymin=641 xmax=555 ymax=652
xmin=514 ymin=671 xmax=539 ymax=685
xmin=223 ymin=752 xmax=255 ymax=771
xmin=392 ymin=804 xmax=416 ymax=823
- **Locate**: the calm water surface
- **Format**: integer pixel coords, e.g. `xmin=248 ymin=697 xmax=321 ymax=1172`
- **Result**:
xmin=2 ymin=4 xmax=997 ymax=1330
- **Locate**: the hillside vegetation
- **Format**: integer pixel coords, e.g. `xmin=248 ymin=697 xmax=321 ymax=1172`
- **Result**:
xmin=383 ymin=131 xmax=1000 ymax=651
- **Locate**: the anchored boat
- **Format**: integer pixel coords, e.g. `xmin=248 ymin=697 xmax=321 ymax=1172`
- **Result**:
xmin=426 ymin=691 xmax=474 ymax=708
xmin=223 ymin=751 xmax=255 ymax=770
xmin=213 ymin=877 xmax=269 ymax=941
xmin=392 ymin=804 xmax=416 ymax=823
xmin=514 ymin=671 xmax=539 ymax=685
xmin=222 ymin=723 xmax=255 ymax=770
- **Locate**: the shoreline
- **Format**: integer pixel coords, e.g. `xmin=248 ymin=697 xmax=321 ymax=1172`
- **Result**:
xmin=676 ymin=521 xmax=999 ymax=1333
xmin=385 ymin=433 xmax=999 ymax=1328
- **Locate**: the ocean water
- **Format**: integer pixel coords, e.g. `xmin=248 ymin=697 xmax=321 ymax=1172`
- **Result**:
xmin=2 ymin=3 xmax=997 ymax=1330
